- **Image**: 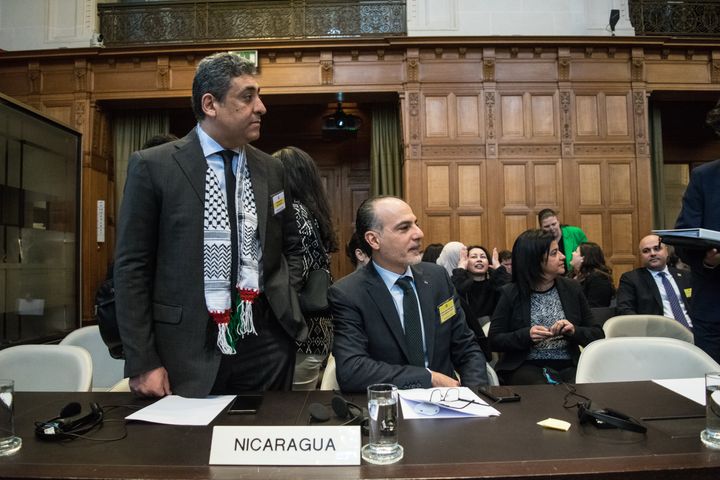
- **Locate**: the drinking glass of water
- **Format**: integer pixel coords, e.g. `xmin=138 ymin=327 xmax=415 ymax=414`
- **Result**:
xmin=701 ymin=372 xmax=720 ymax=449
xmin=361 ymin=383 xmax=403 ymax=464
xmin=0 ymin=379 xmax=22 ymax=456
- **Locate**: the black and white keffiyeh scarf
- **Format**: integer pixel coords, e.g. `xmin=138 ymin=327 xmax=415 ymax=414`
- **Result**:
xmin=203 ymin=149 xmax=260 ymax=354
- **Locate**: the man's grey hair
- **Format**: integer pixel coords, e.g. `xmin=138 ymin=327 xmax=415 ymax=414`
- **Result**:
xmin=191 ymin=52 xmax=256 ymax=121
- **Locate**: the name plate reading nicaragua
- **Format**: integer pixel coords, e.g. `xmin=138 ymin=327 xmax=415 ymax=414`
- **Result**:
xmin=209 ymin=425 xmax=361 ymax=465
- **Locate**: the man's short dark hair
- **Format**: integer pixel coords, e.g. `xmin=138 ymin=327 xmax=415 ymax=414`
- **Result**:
xmin=191 ymin=52 xmax=257 ymax=121
xmin=355 ymin=195 xmax=394 ymax=257
xmin=498 ymin=249 xmax=512 ymax=262
xmin=142 ymin=133 xmax=178 ymax=149
xmin=537 ymin=208 xmax=558 ymax=226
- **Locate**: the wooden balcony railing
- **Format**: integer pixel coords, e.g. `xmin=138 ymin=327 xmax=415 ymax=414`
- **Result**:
xmin=98 ymin=0 xmax=407 ymax=47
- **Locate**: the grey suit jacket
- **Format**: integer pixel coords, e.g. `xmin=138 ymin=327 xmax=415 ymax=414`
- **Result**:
xmin=616 ymin=267 xmax=692 ymax=318
xmin=329 ymin=261 xmax=488 ymax=393
xmin=114 ymin=129 xmax=305 ymax=397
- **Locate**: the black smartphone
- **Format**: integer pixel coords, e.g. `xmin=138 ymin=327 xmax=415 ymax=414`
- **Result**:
xmin=477 ymin=386 xmax=521 ymax=403
xmin=227 ymin=393 xmax=263 ymax=414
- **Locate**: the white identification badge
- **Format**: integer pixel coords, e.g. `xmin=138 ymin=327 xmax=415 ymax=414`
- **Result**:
xmin=209 ymin=425 xmax=361 ymax=465
xmin=272 ymin=190 xmax=286 ymax=214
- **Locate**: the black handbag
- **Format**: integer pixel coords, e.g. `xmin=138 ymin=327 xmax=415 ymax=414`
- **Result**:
xmin=299 ymin=268 xmax=332 ymax=313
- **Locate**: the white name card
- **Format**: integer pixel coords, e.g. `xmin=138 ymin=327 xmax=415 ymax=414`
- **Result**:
xmin=209 ymin=425 xmax=361 ymax=465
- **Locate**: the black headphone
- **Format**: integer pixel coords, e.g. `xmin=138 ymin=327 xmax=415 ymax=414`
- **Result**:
xmin=35 ymin=402 xmax=104 ymax=440
xmin=309 ymin=395 xmax=369 ymax=433
xmin=577 ymin=402 xmax=647 ymax=434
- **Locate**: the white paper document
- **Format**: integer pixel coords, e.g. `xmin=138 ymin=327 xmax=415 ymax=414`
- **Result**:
xmin=398 ymin=387 xmax=501 ymax=419
xmin=126 ymin=395 xmax=236 ymax=425
xmin=653 ymin=378 xmax=705 ymax=406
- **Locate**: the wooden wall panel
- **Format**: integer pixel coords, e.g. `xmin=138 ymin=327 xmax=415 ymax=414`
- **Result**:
xmin=459 ymin=215 xmax=483 ymax=244
xmin=580 ymin=213 xmax=604 ymax=249
xmin=457 ymin=164 xmax=482 ymax=207
xmin=425 ymin=215 xmax=452 ymax=244
xmin=534 ymin=162 xmax=560 ymax=206
xmin=500 ymin=95 xmax=524 ymax=138
xmin=504 ymin=215 xmax=529 ymax=249
xmin=610 ymin=213 xmax=635 ymax=255
xmin=608 ymin=163 xmax=632 ymax=205
xmin=43 ymin=104 xmax=73 ymax=127
xmin=576 ymin=95 xmax=599 ymax=136
xmin=456 ymin=95 xmax=480 ymax=137
xmin=426 ymin=164 xmax=450 ymax=207
xmin=503 ymin=164 xmax=527 ymax=206
xmin=531 ymin=95 xmax=555 ymax=137
xmin=425 ymin=96 xmax=449 ymax=138
xmin=578 ymin=163 xmax=602 ymax=206
xmin=605 ymin=95 xmax=629 ymax=136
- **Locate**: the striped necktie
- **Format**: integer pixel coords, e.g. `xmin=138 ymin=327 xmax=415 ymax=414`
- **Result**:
xmin=658 ymin=271 xmax=691 ymax=329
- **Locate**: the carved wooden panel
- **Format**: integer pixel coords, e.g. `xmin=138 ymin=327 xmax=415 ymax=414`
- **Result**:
xmin=425 ymin=96 xmax=449 ymax=138
xmin=457 ymin=164 xmax=483 ymax=208
xmin=578 ymin=163 xmax=602 ymax=206
xmin=576 ymin=95 xmax=599 ymax=136
xmin=426 ymin=164 xmax=450 ymax=208
xmin=43 ymin=105 xmax=73 ymax=127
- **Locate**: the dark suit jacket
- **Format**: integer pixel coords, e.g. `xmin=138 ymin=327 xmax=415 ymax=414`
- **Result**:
xmin=114 ymin=128 xmax=306 ymax=397
xmin=616 ymin=267 xmax=691 ymax=317
xmin=328 ymin=261 xmax=488 ymax=393
xmin=675 ymin=159 xmax=720 ymax=328
xmin=488 ymin=277 xmax=604 ymax=374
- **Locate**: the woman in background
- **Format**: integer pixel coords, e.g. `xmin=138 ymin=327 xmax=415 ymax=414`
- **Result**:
xmin=569 ymin=242 xmax=615 ymax=308
xmin=421 ymin=243 xmax=444 ymax=264
xmin=489 ymin=229 xmax=603 ymax=385
xmin=435 ymin=241 xmax=466 ymax=276
xmin=273 ymin=146 xmax=338 ymax=390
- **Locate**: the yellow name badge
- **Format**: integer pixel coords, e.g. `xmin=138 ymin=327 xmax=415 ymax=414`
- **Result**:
xmin=684 ymin=288 xmax=692 ymax=298
xmin=271 ymin=190 xmax=286 ymax=214
xmin=438 ymin=298 xmax=456 ymax=324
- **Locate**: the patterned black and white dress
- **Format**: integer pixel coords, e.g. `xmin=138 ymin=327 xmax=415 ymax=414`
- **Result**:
xmin=293 ymin=201 xmax=333 ymax=355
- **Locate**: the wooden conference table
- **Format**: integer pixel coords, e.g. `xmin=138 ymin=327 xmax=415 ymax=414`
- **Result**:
xmin=1 ymin=381 xmax=719 ymax=480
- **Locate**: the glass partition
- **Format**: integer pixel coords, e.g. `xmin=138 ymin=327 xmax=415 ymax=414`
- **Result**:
xmin=0 ymin=93 xmax=80 ymax=347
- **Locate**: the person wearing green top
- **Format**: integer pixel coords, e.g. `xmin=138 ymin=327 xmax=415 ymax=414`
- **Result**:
xmin=538 ymin=208 xmax=588 ymax=272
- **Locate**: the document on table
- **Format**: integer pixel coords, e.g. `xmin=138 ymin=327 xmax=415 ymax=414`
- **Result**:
xmin=398 ymin=387 xmax=501 ymax=419
xmin=653 ymin=378 xmax=705 ymax=406
xmin=126 ymin=395 xmax=235 ymax=425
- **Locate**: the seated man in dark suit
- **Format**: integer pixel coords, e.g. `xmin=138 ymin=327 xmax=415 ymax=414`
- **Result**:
xmin=616 ymin=234 xmax=692 ymax=329
xmin=328 ymin=196 xmax=488 ymax=393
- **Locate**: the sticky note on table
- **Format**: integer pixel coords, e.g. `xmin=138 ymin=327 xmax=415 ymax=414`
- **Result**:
xmin=537 ymin=418 xmax=571 ymax=431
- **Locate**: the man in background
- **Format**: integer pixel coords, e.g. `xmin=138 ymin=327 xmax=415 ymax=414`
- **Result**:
xmin=538 ymin=208 xmax=587 ymax=272
xmin=328 ymin=196 xmax=488 ymax=393
xmin=115 ymin=52 xmax=306 ymax=398
xmin=616 ymin=234 xmax=693 ymax=331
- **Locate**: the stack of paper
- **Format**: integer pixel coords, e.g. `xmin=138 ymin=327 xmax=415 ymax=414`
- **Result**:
xmin=398 ymin=387 xmax=501 ymax=419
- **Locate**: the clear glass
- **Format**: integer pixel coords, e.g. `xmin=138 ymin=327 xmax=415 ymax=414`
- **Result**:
xmin=0 ymin=94 xmax=80 ymax=347
xmin=701 ymin=372 xmax=720 ymax=449
xmin=361 ymin=383 xmax=403 ymax=464
xmin=0 ymin=379 xmax=21 ymax=456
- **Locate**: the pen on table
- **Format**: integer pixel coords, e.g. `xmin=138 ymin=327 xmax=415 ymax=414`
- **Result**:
xmin=640 ymin=414 xmax=705 ymax=421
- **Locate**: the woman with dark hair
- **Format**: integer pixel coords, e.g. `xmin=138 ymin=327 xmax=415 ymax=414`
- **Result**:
xmin=569 ymin=242 xmax=616 ymax=307
xmin=489 ymin=229 xmax=604 ymax=385
xmin=273 ymin=146 xmax=338 ymax=390
xmin=451 ymin=245 xmax=510 ymax=358
xmin=421 ymin=243 xmax=444 ymax=264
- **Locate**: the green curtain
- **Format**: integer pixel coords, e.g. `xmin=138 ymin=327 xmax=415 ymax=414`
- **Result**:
xmin=370 ymin=104 xmax=403 ymax=197
xmin=113 ymin=111 xmax=170 ymax=211
xmin=649 ymin=102 xmax=665 ymax=229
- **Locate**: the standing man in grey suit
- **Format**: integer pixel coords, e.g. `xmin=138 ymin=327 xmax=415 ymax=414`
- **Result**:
xmin=328 ymin=196 xmax=488 ymax=393
xmin=616 ymin=234 xmax=693 ymax=329
xmin=115 ymin=52 xmax=306 ymax=398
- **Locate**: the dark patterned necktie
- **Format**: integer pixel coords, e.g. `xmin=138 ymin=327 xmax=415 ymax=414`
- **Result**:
xmin=658 ymin=271 xmax=691 ymax=329
xmin=395 ymin=276 xmax=425 ymax=367
xmin=220 ymin=150 xmax=238 ymax=292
